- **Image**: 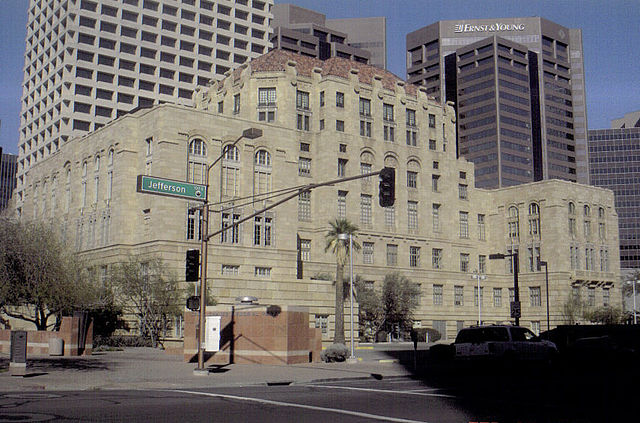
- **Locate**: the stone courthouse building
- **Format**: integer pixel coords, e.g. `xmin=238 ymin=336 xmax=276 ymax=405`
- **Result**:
xmin=19 ymin=50 xmax=620 ymax=341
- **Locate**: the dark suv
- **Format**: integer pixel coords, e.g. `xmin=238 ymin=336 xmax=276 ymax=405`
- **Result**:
xmin=454 ymin=325 xmax=557 ymax=362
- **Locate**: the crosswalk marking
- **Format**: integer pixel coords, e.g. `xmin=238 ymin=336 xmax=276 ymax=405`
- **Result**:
xmin=304 ymin=384 xmax=456 ymax=398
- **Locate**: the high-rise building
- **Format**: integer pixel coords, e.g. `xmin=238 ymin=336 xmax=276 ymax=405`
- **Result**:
xmin=589 ymin=112 xmax=640 ymax=269
xmin=0 ymin=148 xmax=18 ymax=211
xmin=407 ymin=18 xmax=588 ymax=188
xmin=15 ymin=0 xmax=274 ymax=217
xmin=271 ymin=4 xmax=385 ymax=68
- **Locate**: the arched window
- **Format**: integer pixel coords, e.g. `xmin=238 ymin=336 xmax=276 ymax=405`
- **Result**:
xmin=222 ymin=145 xmax=240 ymax=197
xmin=81 ymin=161 xmax=88 ymax=207
xmin=187 ymin=138 xmax=208 ymax=184
xmin=108 ymin=148 xmax=114 ymax=166
xmin=568 ymin=202 xmax=576 ymax=237
xmin=255 ymin=149 xmax=271 ymax=166
xmin=94 ymin=156 xmax=100 ymax=204
xmin=95 ymin=155 xmax=100 ymax=171
xmin=223 ymin=145 xmax=239 ymax=161
xmin=598 ymin=207 xmax=605 ymax=219
xmin=507 ymin=206 xmax=519 ymax=240
xmin=528 ymin=202 xmax=540 ymax=238
xmin=254 ymin=149 xmax=272 ymax=195
xmin=189 ymin=138 xmax=207 ymax=156
xmin=65 ymin=165 xmax=71 ymax=213
xmin=598 ymin=207 xmax=606 ymax=239
xmin=583 ymin=205 xmax=592 ymax=239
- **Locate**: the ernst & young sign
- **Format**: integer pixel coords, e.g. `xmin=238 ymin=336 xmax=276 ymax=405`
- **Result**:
xmin=454 ymin=23 xmax=526 ymax=33
xmin=136 ymin=175 xmax=207 ymax=201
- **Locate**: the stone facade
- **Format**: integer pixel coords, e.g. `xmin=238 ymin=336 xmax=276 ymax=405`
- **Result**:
xmin=19 ymin=50 xmax=620 ymax=342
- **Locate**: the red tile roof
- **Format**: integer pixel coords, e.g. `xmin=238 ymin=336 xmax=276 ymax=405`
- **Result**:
xmin=230 ymin=50 xmax=421 ymax=98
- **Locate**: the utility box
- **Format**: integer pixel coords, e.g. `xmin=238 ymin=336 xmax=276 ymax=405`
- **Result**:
xmin=10 ymin=331 xmax=27 ymax=365
xmin=205 ymin=316 xmax=221 ymax=352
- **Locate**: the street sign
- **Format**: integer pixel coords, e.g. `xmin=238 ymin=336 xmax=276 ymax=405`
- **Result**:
xmin=510 ymin=301 xmax=521 ymax=319
xmin=136 ymin=175 xmax=207 ymax=201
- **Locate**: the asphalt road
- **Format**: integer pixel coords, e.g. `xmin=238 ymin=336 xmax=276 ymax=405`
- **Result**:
xmin=0 ymin=371 xmax=633 ymax=423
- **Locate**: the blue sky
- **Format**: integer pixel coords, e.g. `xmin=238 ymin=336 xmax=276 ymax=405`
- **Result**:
xmin=1 ymin=0 xmax=638 ymax=155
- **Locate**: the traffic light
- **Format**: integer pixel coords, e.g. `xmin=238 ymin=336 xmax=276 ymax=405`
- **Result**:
xmin=378 ymin=167 xmax=395 ymax=207
xmin=185 ymin=249 xmax=200 ymax=282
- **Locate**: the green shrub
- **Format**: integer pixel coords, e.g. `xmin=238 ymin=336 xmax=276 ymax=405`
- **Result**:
xmin=321 ymin=343 xmax=348 ymax=362
xmin=93 ymin=335 xmax=153 ymax=348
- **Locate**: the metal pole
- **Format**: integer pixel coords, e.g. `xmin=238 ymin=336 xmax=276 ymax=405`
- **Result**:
xmin=513 ymin=252 xmax=520 ymax=326
xmin=197 ymin=174 xmax=209 ymax=370
xmin=545 ymin=263 xmax=550 ymax=331
xmin=634 ymin=280 xmax=638 ymax=325
xmin=348 ymin=234 xmax=355 ymax=361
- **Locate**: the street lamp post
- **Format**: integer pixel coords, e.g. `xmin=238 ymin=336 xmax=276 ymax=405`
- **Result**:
xmin=489 ymin=252 xmax=520 ymax=326
xmin=471 ymin=270 xmax=486 ymax=325
xmin=539 ymin=261 xmax=550 ymax=331
xmin=196 ymin=128 xmax=262 ymax=372
xmin=338 ymin=233 xmax=357 ymax=363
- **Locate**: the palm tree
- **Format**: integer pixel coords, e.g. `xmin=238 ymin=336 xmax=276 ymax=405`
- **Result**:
xmin=325 ymin=218 xmax=360 ymax=344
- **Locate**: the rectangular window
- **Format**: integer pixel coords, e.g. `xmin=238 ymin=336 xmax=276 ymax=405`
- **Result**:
xmin=233 ymin=94 xmax=240 ymax=114
xmin=296 ymin=90 xmax=310 ymax=110
xmin=222 ymin=264 xmax=239 ymax=275
xmin=429 ymin=113 xmax=436 ymax=128
xmin=493 ymin=288 xmax=502 ymax=307
xmin=253 ymin=215 xmax=272 ymax=246
xmin=319 ymin=91 xmax=325 ymax=107
xmin=478 ymin=255 xmax=487 ymax=274
xmin=407 ymin=171 xmax=417 ymax=189
xmin=221 ymin=212 xmax=240 ymax=244
xmin=458 ymin=184 xmax=468 ymax=200
xmin=298 ymin=157 xmax=311 ymax=176
xmin=408 ymin=201 xmax=418 ymax=230
xmin=186 ymin=208 xmax=202 ymax=240
xmin=360 ymin=120 xmax=372 ymax=137
xmin=432 ymin=175 xmax=440 ymax=192
xmin=297 ymin=113 xmax=310 ymax=131
xmin=336 ymin=120 xmax=345 ymax=132
xmin=429 ymin=139 xmax=437 ymax=150
xmin=360 ymin=194 xmax=372 ymax=226
xmin=603 ymin=288 xmax=610 ymax=306
xmin=587 ymin=287 xmax=595 ymax=306
xmin=255 ymin=266 xmax=271 ymax=277
xmin=432 ymin=248 xmax=442 ymax=269
xmin=258 ymin=87 xmax=276 ymax=106
xmin=315 ymin=314 xmax=328 ymax=334
xmin=363 ymin=242 xmax=374 ymax=264
xmin=478 ymin=214 xmax=486 ymax=240
xmin=383 ymin=103 xmax=394 ymax=122
xmin=454 ymin=285 xmax=464 ymax=306
xmin=359 ymin=98 xmax=371 ymax=116
xmin=406 ymin=109 xmax=416 ymax=126
xmin=386 ymin=244 xmax=398 ymax=266
xmin=337 ymin=191 xmax=347 ymax=218
xmin=433 ymin=284 xmax=443 ymax=306
xmin=384 ymin=205 xmax=395 ymax=227
xmin=432 ymin=204 xmax=440 ymax=232
xmin=459 ymin=211 xmax=469 ymax=238
xmin=530 ymin=287 xmax=542 ymax=307
xmin=410 ymin=246 xmax=420 ymax=267
xmin=298 ymin=191 xmax=311 ymax=221
xmin=460 ymin=253 xmax=470 ymax=272
xmin=300 ymin=239 xmax=311 ymax=261
xmin=337 ymin=158 xmax=347 ymax=177
xmin=336 ymin=91 xmax=344 ymax=108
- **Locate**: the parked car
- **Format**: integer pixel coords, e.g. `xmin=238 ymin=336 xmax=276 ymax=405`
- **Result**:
xmin=454 ymin=325 xmax=557 ymax=362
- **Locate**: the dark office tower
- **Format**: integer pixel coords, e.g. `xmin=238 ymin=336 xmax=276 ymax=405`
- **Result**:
xmin=0 ymin=148 xmax=18 ymax=211
xmin=271 ymin=4 xmax=385 ymax=67
xmin=407 ymin=18 xmax=587 ymax=188
xmin=589 ymin=113 xmax=640 ymax=269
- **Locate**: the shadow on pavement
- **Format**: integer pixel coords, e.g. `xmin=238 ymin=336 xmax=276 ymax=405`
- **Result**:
xmin=378 ymin=345 xmax=638 ymax=423
xmin=0 ymin=356 xmax=110 ymax=373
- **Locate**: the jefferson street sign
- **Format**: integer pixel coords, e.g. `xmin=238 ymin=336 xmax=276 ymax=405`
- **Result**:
xmin=136 ymin=175 xmax=207 ymax=201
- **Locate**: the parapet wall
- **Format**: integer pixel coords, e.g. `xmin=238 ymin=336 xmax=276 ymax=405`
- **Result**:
xmin=0 ymin=316 xmax=93 ymax=356
xmin=184 ymin=305 xmax=322 ymax=365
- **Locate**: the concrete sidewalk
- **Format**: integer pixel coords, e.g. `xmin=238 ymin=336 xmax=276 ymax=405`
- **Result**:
xmin=0 ymin=347 xmax=415 ymax=392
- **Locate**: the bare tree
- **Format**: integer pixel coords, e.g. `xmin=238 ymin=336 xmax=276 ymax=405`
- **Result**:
xmin=107 ymin=256 xmax=183 ymax=347
xmin=0 ymin=218 xmax=97 ymax=330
